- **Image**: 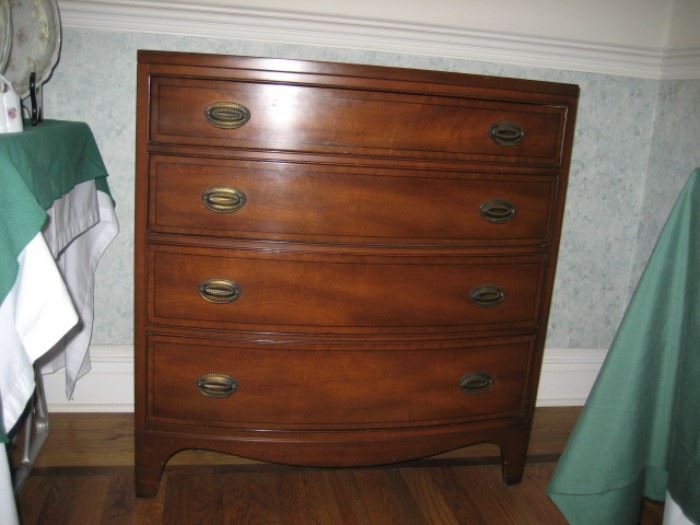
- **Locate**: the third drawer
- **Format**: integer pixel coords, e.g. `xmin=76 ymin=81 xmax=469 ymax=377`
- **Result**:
xmin=147 ymin=244 xmax=546 ymax=334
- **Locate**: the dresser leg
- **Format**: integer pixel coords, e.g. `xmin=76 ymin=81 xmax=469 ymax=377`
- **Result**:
xmin=498 ymin=424 xmax=530 ymax=485
xmin=135 ymin=435 xmax=170 ymax=497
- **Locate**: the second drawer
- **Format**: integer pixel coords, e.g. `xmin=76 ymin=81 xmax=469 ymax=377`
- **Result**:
xmin=147 ymin=244 xmax=546 ymax=333
xmin=149 ymin=155 xmax=557 ymax=245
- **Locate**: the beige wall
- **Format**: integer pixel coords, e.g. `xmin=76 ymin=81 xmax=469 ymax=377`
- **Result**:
xmin=158 ymin=0 xmax=677 ymax=49
xmin=60 ymin=0 xmax=699 ymax=78
xmin=667 ymin=0 xmax=700 ymax=48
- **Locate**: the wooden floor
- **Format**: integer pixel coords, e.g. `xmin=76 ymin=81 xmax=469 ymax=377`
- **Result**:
xmin=18 ymin=461 xmax=568 ymax=524
xmin=11 ymin=408 xmax=663 ymax=524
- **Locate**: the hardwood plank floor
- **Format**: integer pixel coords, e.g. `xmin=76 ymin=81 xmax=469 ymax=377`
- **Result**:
xmin=18 ymin=462 xmax=567 ymax=525
xmin=11 ymin=408 xmax=664 ymax=524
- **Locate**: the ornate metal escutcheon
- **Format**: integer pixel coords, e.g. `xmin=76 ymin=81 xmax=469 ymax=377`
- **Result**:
xmin=469 ymin=285 xmax=505 ymax=307
xmin=204 ymin=101 xmax=251 ymax=129
xmin=459 ymin=373 xmax=494 ymax=393
xmin=198 ymin=278 xmax=241 ymax=304
xmin=196 ymin=373 xmax=238 ymax=398
xmin=488 ymin=121 xmax=525 ymax=146
xmin=202 ymin=186 xmax=247 ymax=213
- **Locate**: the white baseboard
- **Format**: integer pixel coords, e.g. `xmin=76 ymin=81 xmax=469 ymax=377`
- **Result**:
xmin=43 ymin=345 xmax=606 ymax=412
xmin=43 ymin=345 xmax=134 ymax=412
xmin=536 ymin=347 xmax=607 ymax=406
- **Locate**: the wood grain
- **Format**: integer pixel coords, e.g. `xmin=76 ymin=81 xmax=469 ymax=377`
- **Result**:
xmin=150 ymin=76 xmax=567 ymax=164
xmin=14 ymin=409 xmax=663 ymax=524
xmin=135 ymin=51 xmax=580 ymax=495
xmin=17 ymin=462 xmax=663 ymax=524
xmin=148 ymin=245 xmax=545 ymax=332
xmin=148 ymin=335 xmax=535 ymax=428
xmin=149 ymin=155 xmax=557 ymax=246
xmin=13 ymin=407 xmax=582 ymax=468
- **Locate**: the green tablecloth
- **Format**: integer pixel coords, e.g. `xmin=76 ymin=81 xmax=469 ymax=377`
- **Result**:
xmin=547 ymin=168 xmax=700 ymax=524
xmin=0 ymin=120 xmax=110 ymax=304
xmin=0 ymin=120 xmax=111 ymax=442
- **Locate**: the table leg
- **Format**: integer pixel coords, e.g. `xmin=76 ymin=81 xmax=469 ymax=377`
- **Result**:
xmin=12 ymin=370 xmax=49 ymax=493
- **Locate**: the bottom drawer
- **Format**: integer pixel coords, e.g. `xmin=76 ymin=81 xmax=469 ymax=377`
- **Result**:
xmin=146 ymin=334 xmax=535 ymax=430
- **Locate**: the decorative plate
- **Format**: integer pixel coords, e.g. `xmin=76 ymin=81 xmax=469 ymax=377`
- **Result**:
xmin=0 ymin=1 xmax=11 ymax=73
xmin=4 ymin=0 xmax=61 ymax=98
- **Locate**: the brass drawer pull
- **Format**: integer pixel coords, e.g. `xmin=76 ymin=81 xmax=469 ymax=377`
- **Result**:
xmin=479 ymin=198 xmax=516 ymax=223
xmin=469 ymin=285 xmax=505 ymax=307
xmin=197 ymin=373 xmax=238 ymax=398
xmin=459 ymin=373 xmax=493 ymax=393
xmin=488 ymin=122 xmax=525 ymax=146
xmin=202 ymin=187 xmax=247 ymax=213
xmin=204 ymin=101 xmax=251 ymax=129
xmin=198 ymin=278 xmax=241 ymax=304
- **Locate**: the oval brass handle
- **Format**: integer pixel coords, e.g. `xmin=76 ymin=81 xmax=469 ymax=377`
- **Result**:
xmin=459 ymin=373 xmax=493 ymax=393
xmin=479 ymin=198 xmax=516 ymax=223
xmin=198 ymin=278 xmax=241 ymax=304
xmin=204 ymin=101 xmax=251 ymax=129
xmin=469 ymin=285 xmax=505 ymax=307
xmin=202 ymin=187 xmax=247 ymax=213
xmin=488 ymin=122 xmax=525 ymax=146
xmin=196 ymin=373 xmax=238 ymax=398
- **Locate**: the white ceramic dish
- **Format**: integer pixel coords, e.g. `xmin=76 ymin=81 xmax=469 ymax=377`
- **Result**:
xmin=0 ymin=1 xmax=11 ymax=74
xmin=4 ymin=0 xmax=61 ymax=98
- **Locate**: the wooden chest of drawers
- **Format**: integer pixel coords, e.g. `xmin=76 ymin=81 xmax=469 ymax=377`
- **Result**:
xmin=134 ymin=51 xmax=578 ymax=496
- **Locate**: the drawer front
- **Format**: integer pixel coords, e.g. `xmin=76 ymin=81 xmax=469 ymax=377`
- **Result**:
xmin=148 ymin=245 xmax=545 ymax=332
xmin=149 ymin=155 xmax=556 ymax=244
xmin=148 ymin=335 xmax=534 ymax=429
xmin=150 ymin=78 xmax=566 ymax=164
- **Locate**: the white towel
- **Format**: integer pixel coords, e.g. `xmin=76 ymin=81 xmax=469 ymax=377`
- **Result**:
xmin=0 ymin=234 xmax=77 ymax=433
xmin=39 ymin=182 xmax=119 ymax=397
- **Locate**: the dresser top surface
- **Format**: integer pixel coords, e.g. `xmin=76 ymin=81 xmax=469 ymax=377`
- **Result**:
xmin=137 ymin=49 xmax=580 ymax=99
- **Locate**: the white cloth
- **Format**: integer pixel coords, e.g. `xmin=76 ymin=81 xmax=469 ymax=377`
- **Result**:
xmin=38 ymin=183 xmax=119 ymax=396
xmin=0 ymin=235 xmax=78 ymax=433
xmin=0 ymin=234 xmax=78 ymax=525
xmin=664 ymin=492 xmax=695 ymax=525
xmin=0 ymin=180 xmax=118 ymax=523
xmin=42 ymin=178 xmax=100 ymax=258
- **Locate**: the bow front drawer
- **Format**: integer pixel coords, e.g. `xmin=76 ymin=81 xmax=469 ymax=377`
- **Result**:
xmin=147 ymin=334 xmax=535 ymax=429
xmin=149 ymin=155 xmax=557 ymax=245
xmin=147 ymin=245 xmax=545 ymax=333
xmin=149 ymin=77 xmax=567 ymax=165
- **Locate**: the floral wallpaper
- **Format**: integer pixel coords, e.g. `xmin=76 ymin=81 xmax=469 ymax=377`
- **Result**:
xmin=42 ymin=28 xmax=694 ymax=349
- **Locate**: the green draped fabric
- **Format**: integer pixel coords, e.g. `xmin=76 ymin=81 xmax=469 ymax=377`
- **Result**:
xmin=0 ymin=120 xmax=111 ymax=304
xmin=548 ymin=168 xmax=700 ymax=524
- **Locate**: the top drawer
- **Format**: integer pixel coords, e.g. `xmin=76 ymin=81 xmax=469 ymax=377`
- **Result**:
xmin=149 ymin=77 xmax=568 ymax=165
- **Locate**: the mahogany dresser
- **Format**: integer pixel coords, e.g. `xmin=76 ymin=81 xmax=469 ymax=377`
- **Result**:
xmin=134 ymin=50 xmax=578 ymax=496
